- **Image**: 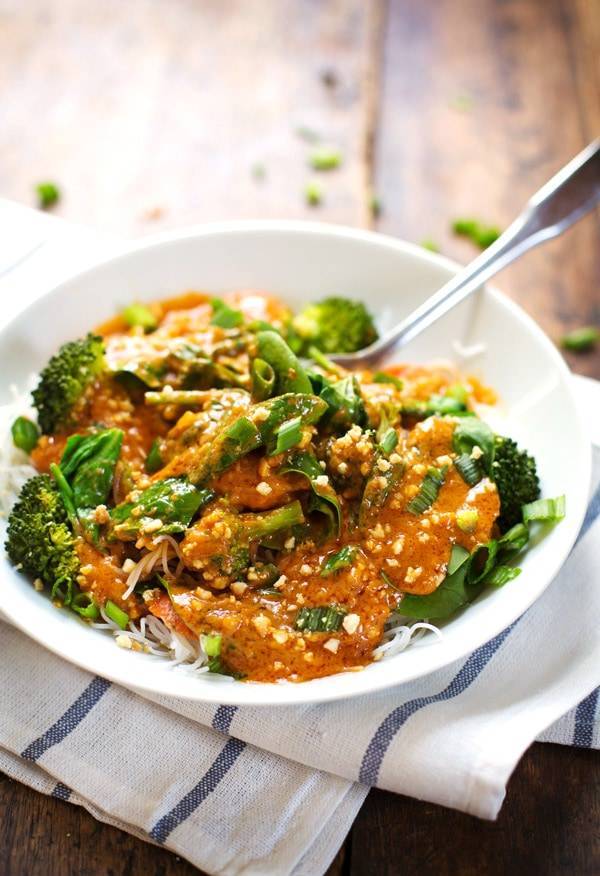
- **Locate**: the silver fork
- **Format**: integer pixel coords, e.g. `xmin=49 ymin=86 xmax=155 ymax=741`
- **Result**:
xmin=332 ymin=140 xmax=600 ymax=368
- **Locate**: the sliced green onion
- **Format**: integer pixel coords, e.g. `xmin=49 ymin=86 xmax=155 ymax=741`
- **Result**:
xmin=448 ymin=543 xmax=470 ymax=575
xmin=373 ymin=372 xmax=404 ymax=390
xmin=225 ymin=416 xmax=260 ymax=447
xmin=122 ymin=303 xmax=157 ymax=332
xmin=305 ymin=180 xmax=323 ymax=206
xmin=71 ymin=592 xmax=99 ymax=619
xmin=210 ymin=298 xmax=244 ymax=328
xmin=308 ymin=346 xmax=345 ymax=376
xmin=522 ymin=495 xmax=566 ymax=524
xmin=498 ymin=522 xmax=530 ymax=553
xmin=309 ymin=147 xmax=342 ymax=170
xmin=407 ymin=466 xmax=447 ymax=515
xmin=456 ymin=508 xmax=479 ymax=533
xmin=561 ymin=326 xmax=599 ymax=353
xmin=420 ymin=239 xmax=440 ymax=253
xmin=11 ymin=416 xmax=40 ymax=453
xmin=295 ymin=605 xmax=345 ymax=632
xmin=454 ymin=453 xmax=483 ymax=486
xmin=202 ymin=633 xmax=222 ymax=658
xmin=272 ymin=416 xmax=303 ymax=456
xmin=485 ymin=565 xmax=521 ymax=588
xmin=251 ymin=358 xmax=275 ymax=401
xmin=36 ymin=181 xmax=60 ymax=209
xmin=452 ymin=218 xmax=501 ymax=249
xmin=379 ymin=428 xmax=398 ymax=455
xmin=321 ymin=545 xmax=358 ymax=576
xmin=105 ymin=600 xmax=129 ymax=630
xmin=145 ymin=438 xmax=163 ymax=474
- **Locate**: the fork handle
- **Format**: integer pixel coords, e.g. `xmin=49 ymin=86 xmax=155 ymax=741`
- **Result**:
xmin=336 ymin=140 xmax=600 ymax=366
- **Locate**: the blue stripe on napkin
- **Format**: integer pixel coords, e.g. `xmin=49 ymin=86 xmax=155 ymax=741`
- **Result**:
xmin=359 ymin=623 xmax=515 ymax=785
xmin=149 ymin=737 xmax=246 ymax=843
xmin=572 ymin=688 xmax=599 ymax=748
xmin=21 ymin=676 xmax=111 ymax=762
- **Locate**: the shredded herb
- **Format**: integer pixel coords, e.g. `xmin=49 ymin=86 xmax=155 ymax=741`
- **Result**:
xmin=407 ymin=466 xmax=447 ymax=515
xmin=295 ymin=605 xmax=345 ymax=632
xmin=321 ymin=545 xmax=358 ymax=576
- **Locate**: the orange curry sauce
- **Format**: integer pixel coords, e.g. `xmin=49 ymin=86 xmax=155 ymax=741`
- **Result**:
xmin=31 ymin=291 xmax=499 ymax=682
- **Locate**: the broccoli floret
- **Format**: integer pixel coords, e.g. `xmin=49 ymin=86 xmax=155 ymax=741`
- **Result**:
xmin=5 ymin=474 xmax=80 ymax=604
xmin=33 ymin=334 xmax=105 ymax=434
xmin=492 ymin=437 xmax=540 ymax=532
xmin=290 ymin=297 xmax=378 ymax=355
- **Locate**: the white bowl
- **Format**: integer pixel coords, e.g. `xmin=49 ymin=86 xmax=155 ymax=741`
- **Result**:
xmin=0 ymin=221 xmax=590 ymax=705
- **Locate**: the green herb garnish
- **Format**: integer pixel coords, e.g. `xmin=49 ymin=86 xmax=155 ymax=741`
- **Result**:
xmin=295 ymin=605 xmax=345 ymax=632
xmin=560 ymin=327 xmax=599 ymax=353
xmin=36 ymin=181 xmax=60 ymax=209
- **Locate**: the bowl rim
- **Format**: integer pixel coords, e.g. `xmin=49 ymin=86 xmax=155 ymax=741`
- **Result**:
xmin=0 ymin=219 xmax=591 ymax=706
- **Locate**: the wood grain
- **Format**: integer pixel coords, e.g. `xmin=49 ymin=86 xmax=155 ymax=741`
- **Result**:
xmin=374 ymin=0 xmax=600 ymax=377
xmin=0 ymin=0 xmax=372 ymax=234
xmin=1 ymin=0 xmax=599 ymax=874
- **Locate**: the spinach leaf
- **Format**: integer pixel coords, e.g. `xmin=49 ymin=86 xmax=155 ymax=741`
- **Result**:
xmin=279 ymin=450 xmax=341 ymax=536
xmin=111 ymin=478 xmax=213 ymax=538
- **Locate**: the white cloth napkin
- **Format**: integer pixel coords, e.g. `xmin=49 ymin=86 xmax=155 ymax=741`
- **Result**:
xmin=1 ymin=201 xmax=599 ymax=875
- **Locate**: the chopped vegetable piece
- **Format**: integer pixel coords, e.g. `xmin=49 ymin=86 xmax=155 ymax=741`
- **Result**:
xmin=122 ymin=303 xmax=158 ymax=332
xmin=71 ymin=592 xmax=99 ymax=619
xmin=454 ymin=453 xmax=483 ymax=486
xmin=456 ymin=508 xmax=479 ymax=532
xmin=11 ymin=416 xmax=40 ymax=453
xmin=210 ymin=298 xmax=244 ymax=328
xmin=295 ymin=605 xmax=345 ymax=632
xmin=453 ymin=419 xmax=495 ymax=474
xmin=561 ymin=326 xmax=599 ymax=352
xmin=420 ymin=239 xmax=440 ymax=252
xmin=407 ymin=466 xmax=447 ymax=515
xmin=256 ymin=331 xmax=313 ymax=394
xmin=309 ymin=147 xmax=342 ymax=170
xmin=305 ymin=181 xmax=323 ymax=206
xmin=379 ymin=428 xmax=398 ymax=456
xmin=522 ymin=496 xmax=566 ymax=524
xmin=111 ymin=478 xmax=213 ymax=538
xmin=145 ymin=439 xmax=163 ymax=474
xmin=280 ymin=450 xmax=341 ymax=536
xmin=452 ymin=218 xmax=501 ymax=249
xmin=105 ymin=599 xmax=129 ymax=630
xmin=251 ymin=358 xmax=275 ymax=401
xmin=272 ymin=416 xmax=303 ymax=455
xmin=369 ymin=193 xmax=382 ymax=218
xmin=321 ymin=545 xmax=358 ymax=576
xmin=36 ymin=181 xmax=60 ymax=209
xmin=373 ymin=372 xmax=403 ymax=390
xmin=202 ymin=633 xmax=222 ymax=658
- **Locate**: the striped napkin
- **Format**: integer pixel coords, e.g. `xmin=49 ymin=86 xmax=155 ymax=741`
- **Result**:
xmin=1 ymin=201 xmax=599 ymax=875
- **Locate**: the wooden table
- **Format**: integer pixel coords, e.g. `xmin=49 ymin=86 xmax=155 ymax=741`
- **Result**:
xmin=1 ymin=1 xmax=598 ymax=873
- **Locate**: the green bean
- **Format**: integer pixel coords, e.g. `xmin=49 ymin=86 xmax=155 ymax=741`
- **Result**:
xmin=251 ymin=357 xmax=276 ymax=401
xmin=256 ymin=331 xmax=312 ymax=394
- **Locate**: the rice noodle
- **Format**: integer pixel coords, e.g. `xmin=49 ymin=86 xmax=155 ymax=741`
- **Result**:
xmin=372 ymin=619 xmax=442 ymax=660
